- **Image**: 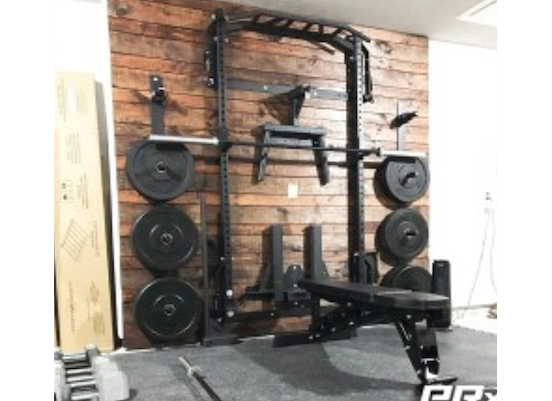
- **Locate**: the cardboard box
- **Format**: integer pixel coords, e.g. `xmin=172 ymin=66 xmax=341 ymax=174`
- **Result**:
xmin=54 ymin=71 xmax=115 ymax=352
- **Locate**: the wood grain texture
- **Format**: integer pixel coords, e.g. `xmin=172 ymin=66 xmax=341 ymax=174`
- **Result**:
xmin=109 ymin=0 xmax=430 ymax=348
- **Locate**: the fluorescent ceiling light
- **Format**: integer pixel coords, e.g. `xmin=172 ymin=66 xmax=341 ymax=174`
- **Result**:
xmin=458 ymin=0 xmax=497 ymax=27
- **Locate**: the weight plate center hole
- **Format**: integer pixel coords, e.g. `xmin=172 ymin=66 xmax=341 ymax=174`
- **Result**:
xmin=156 ymin=161 xmax=167 ymax=174
xmin=160 ymin=232 xmax=174 ymax=245
xmin=400 ymin=170 xmax=418 ymax=187
xmin=163 ymin=303 xmax=177 ymax=316
xmin=404 ymin=228 xmax=418 ymax=238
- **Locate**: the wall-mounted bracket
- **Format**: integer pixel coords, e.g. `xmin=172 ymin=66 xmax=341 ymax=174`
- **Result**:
xmin=149 ymin=75 xmax=167 ymax=136
xmin=390 ymin=102 xmax=418 ymax=151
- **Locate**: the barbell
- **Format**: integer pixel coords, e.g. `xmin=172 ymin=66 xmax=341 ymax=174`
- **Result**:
xmin=148 ymin=134 xmax=426 ymax=159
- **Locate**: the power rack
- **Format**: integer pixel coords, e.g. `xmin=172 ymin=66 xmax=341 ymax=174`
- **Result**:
xmin=202 ymin=8 xmax=375 ymax=323
xmin=144 ymin=8 xmax=455 ymax=385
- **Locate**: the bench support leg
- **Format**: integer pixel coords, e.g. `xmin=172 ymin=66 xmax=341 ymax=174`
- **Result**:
xmin=395 ymin=317 xmax=457 ymax=385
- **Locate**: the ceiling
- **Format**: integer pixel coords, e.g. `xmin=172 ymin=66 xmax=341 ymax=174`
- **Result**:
xmin=230 ymin=0 xmax=497 ymax=49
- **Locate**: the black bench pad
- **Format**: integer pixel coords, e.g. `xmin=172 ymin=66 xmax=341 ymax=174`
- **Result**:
xmin=299 ymin=279 xmax=449 ymax=312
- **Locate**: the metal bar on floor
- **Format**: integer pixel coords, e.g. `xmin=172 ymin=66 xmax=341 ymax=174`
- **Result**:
xmin=179 ymin=356 xmax=223 ymax=401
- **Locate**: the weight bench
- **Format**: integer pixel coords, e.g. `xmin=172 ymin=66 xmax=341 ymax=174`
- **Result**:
xmin=274 ymin=279 xmax=457 ymax=385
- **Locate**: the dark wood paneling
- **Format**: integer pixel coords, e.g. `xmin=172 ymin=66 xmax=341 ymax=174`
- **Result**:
xmin=109 ymin=0 xmax=429 ymax=348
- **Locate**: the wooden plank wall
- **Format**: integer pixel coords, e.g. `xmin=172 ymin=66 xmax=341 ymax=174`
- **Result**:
xmin=108 ymin=0 xmax=429 ymax=349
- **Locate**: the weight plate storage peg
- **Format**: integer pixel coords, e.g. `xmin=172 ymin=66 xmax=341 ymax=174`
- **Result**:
xmin=134 ymin=277 xmax=202 ymax=343
xmin=126 ymin=139 xmax=195 ymax=202
xmin=376 ymin=208 xmax=429 ymax=262
xmin=132 ymin=204 xmax=199 ymax=272
xmin=377 ymin=156 xmax=429 ymax=204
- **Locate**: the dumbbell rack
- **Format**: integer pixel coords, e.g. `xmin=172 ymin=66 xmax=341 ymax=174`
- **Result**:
xmin=54 ymin=345 xmax=129 ymax=401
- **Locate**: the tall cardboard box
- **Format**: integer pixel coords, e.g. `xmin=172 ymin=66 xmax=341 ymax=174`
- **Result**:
xmin=54 ymin=71 xmax=115 ymax=352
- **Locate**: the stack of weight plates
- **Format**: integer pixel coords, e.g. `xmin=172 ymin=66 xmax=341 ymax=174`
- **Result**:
xmin=376 ymin=156 xmax=431 ymax=292
xmin=125 ymin=138 xmax=202 ymax=344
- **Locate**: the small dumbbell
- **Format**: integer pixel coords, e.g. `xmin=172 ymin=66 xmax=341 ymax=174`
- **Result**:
xmin=66 ymin=356 xmax=113 ymax=384
xmin=68 ymin=357 xmax=129 ymax=401
xmin=55 ymin=347 xmax=90 ymax=374
xmin=62 ymin=344 xmax=101 ymax=365
xmin=66 ymin=367 xmax=94 ymax=380
xmin=70 ymin=392 xmax=100 ymax=401
xmin=69 ymin=367 xmax=129 ymax=401
xmin=69 ymin=378 xmax=96 ymax=389
xmin=62 ymin=345 xmax=101 ymax=374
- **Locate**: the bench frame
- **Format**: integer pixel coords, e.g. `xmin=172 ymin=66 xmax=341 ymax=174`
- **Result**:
xmin=274 ymin=280 xmax=457 ymax=385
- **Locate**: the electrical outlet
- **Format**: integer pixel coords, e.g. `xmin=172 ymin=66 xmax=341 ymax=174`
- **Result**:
xmin=287 ymin=183 xmax=298 ymax=198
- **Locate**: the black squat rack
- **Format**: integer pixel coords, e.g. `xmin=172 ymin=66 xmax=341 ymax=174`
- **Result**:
xmin=208 ymin=9 xmax=376 ymax=322
xmin=151 ymin=8 xmax=422 ymax=316
xmin=150 ymin=9 xmax=454 ymax=385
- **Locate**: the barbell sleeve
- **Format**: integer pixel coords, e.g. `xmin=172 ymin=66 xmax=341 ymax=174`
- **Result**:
xmin=379 ymin=149 xmax=426 ymax=158
xmin=150 ymin=134 xmax=220 ymax=146
xmin=179 ymin=356 xmax=223 ymax=401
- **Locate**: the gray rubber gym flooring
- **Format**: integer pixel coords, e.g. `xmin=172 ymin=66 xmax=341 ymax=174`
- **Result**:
xmin=112 ymin=326 xmax=496 ymax=401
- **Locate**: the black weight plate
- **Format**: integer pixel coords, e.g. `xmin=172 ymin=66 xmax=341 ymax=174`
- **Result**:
xmin=376 ymin=208 xmax=428 ymax=262
xmin=392 ymin=266 xmax=432 ymax=293
xmin=377 ymin=157 xmax=429 ymax=204
xmin=380 ymin=266 xmax=404 ymax=287
xmin=126 ymin=139 xmax=195 ymax=202
xmin=132 ymin=205 xmax=199 ymax=272
xmin=134 ymin=278 xmax=201 ymax=343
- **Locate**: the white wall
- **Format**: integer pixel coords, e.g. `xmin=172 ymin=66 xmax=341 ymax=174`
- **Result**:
xmin=55 ymin=0 xmax=122 ymax=335
xmin=429 ymin=40 xmax=497 ymax=308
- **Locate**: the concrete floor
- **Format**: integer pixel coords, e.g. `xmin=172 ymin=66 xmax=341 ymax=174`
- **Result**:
xmin=453 ymin=307 xmax=497 ymax=334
